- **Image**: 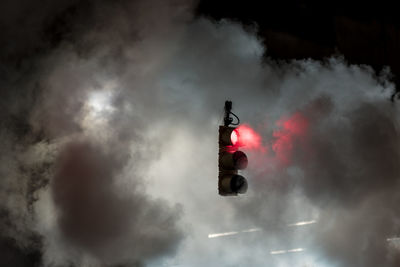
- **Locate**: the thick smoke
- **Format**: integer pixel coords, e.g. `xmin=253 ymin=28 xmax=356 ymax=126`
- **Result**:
xmin=0 ymin=0 xmax=192 ymax=266
xmin=51 ymin=141 xmax=182 ymax=266
xmin=143 ymin=19 xmax=400 ymax=266
xmin=1 ymin=0 xmax=400 ymax=266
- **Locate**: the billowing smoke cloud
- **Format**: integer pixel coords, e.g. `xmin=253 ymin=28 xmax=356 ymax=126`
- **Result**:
xmin=51 ymin=141 xmax=182 ymax=266
xmin=236 ymin=93 xmax=400 ymax=266
xmin=0 ymin=0 xmax=192 ymax=266
xmin=1 ymin=0 xmax=400 ymax=266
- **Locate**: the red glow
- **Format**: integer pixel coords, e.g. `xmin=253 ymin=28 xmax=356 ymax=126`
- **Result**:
xmin=279 ymin=113 xmax=308 ymax=136
xmin=235 ymin=124 xmax=264 ymax=151
xmin=226 ymin=112 xmax=309 ymax=171
xmin=272 ymin=112 xmax=309 ymax=165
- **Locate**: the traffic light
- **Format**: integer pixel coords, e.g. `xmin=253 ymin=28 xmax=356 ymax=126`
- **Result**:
xmin=218 ymin=101 xmax=248 ymax=196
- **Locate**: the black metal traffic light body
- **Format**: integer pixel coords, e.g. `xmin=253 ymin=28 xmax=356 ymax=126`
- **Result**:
xmin=218 ymin=101 xmax=248 ymax=196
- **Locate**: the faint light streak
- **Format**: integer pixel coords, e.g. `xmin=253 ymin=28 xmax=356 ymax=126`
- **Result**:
xmin=270 ymin=248 xmax=305 ymax=255
xmin=208 ymin=228 xmax=262 ymax=238
xmin=387 ymin=237 xmax=400 ymax=242
xmin=287 ymin=220 xmax=317 ymax=227
xmin=270 ymin=250 xmax=287 ymax=255
xmin=208 ymin=231 xmax=239 ymax=238
xmin=208 ymin=219 xmax=318 ymax=239
xmin=242 ymin=228 xmax=262 ymax=233
xmin=288 ymin=248 xmax=305 ymax=253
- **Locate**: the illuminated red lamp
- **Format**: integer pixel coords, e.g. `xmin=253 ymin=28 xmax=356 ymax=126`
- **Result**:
xmin=231 ymin=129 xmax=239 ymax=146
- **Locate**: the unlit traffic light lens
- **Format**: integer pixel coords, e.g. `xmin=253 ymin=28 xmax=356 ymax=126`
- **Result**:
xmin=232 ymin=151 xmax=248 ymax=169
xmin=219 ymin=150 xmax=248 ymax=170
xmin=231 ymin=175 xmax=248 ymax=194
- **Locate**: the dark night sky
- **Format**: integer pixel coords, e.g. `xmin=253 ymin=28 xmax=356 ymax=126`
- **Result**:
xmin=1 ymin=1 xmax=400 ymax=266
xmin=198 ymin=0 xmax=400 ymax=88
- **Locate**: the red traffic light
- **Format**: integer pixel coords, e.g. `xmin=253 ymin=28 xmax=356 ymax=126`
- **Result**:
xmin=218 ymin=126 xmax=248 ymax=196
xmin=218 ymin=101 xmax=249 ymax=196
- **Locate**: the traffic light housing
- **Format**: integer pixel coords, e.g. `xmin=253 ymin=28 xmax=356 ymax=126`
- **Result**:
xmin=218 ymin=102 xmax=248 ymax=196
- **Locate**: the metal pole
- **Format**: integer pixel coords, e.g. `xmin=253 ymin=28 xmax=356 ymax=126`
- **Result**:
xmin=224 ymin=101 xmax=233 ymax=126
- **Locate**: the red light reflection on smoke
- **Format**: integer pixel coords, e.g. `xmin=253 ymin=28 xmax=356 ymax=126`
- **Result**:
xmin=236 ymin=124 xmax=262 ymax=149
xmin=272 ymin=112 xmax=309 ymax=165
xmin=228 ymin=112 xmax=309 ymax=167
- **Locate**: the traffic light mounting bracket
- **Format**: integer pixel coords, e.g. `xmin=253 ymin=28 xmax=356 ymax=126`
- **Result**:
xmin=224 ymin=100 xmax=240 ymax=127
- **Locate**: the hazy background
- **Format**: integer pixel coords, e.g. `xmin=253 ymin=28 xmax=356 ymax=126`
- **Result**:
xmin=1 ymin=0 xmax=400 ymax=266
